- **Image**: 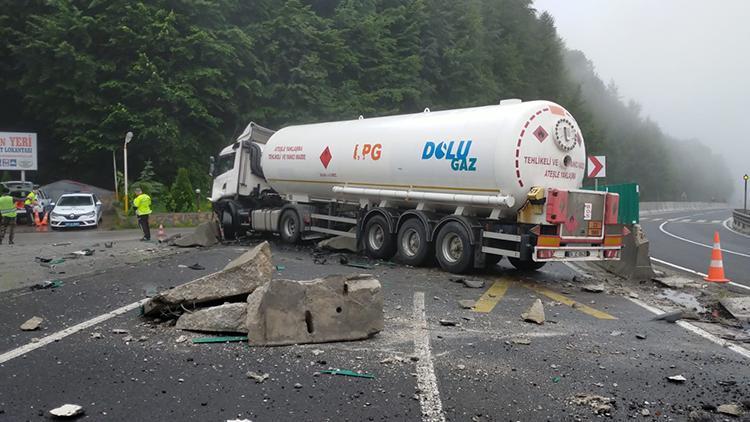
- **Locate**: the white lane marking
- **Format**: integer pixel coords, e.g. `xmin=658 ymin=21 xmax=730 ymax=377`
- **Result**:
xmin=0 ymin=299 xmax=148 ymax=365
xmin=413 ymin=292 xmax=446 ymax=422
xmin=652 ymin=218 xmax=663 ymax=222
xmin=723 ymin=217 xmax=750 ymax=239
xmin=658 ymin=221 xmax=750 ymax=258
xmin=711 ymin=220 xmax=722 ymax=224
xmin=626 ymin=297 xmax=750 ymax=360
xmin=651 ymin=257 xmax=750 ymax=292
xmin=697 ymin=219 xmax=707 ymax=223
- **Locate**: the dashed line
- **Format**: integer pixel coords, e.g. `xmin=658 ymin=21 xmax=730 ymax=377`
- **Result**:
xmin=413 ymin=292 xmax=446 ymax=422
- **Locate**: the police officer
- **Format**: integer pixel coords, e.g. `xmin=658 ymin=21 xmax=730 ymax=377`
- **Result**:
xmin=24 ymin=188 xmax=38 ymax=226
xmin=133 ymin=187 xmax=152 ymax=241
xmin=0 ymin=186 xmax=17 ymax=245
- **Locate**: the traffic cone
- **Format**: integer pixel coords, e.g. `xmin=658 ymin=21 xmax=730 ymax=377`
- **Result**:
xmin=157 ymin=224 xmax=166 ymax=243
xmin=704 ymin=231 xmax=730 ymax=283
xmin=39 ymin=212 xmax=49 ymax=231
xmin=33 ymin=211 xmax=41 ymax=226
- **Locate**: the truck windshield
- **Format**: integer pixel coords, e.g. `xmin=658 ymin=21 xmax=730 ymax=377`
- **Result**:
xmin=218 ymin=153 xmax=236 ymax=175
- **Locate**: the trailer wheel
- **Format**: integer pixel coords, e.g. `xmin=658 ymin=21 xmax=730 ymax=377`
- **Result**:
xmin=279 ymin=209 xmax=302 ymax=244
xmin=508 ymin=257 xmax=546 ymax=271
xmin=397 ymin=218 xmax=433 ymax=266
xmin=435 ymin=222 xmax=474 ymax=274
xmin=364 ymin=215 xmax=396 ymax=259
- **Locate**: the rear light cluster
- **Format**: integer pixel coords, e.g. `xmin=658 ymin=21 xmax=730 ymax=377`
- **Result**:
xmin=604 ymin=250 xmax=620 ymax=259
xmin=537 ymin=249 xmax=555 ymax=260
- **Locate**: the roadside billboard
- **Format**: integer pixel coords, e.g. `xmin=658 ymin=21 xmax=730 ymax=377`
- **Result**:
xmin=0 ymin=132 xmax=38 ymax=171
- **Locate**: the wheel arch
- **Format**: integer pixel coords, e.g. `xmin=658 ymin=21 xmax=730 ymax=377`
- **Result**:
xmin=397 ymin=210 xmax=440 ymax=242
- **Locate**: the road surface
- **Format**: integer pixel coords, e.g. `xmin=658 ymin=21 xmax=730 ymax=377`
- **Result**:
xmin=1 ymin=231 xmax=748 ymax=420
xmin=641 ymin=208 xmax=750 ymax=289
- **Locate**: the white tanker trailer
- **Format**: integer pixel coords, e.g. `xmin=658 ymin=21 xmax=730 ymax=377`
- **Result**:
xmin=210 ymin=100 xmax=623 ymax=273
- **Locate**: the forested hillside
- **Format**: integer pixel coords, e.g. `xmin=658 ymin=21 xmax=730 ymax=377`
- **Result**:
xmin=0 ymin=0 xmax=732 ymax=200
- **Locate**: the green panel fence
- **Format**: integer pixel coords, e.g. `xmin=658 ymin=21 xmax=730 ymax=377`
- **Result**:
xmin=584 ymin=182 xmax=640 ymax=225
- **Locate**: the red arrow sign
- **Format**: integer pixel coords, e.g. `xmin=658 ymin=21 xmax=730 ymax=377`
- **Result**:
xmin=587 ymin=156 xmax=606 ymax=178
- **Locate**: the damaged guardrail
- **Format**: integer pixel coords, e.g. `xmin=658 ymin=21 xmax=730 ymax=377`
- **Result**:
xmin=732 ymin=209 xmax=750 ymax=235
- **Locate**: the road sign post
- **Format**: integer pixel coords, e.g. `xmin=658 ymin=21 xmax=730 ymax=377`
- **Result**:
xmin=587 ymin=155 xmax=606 ymax=190
xmin=744 ymin=174 xmax=748 ymax=212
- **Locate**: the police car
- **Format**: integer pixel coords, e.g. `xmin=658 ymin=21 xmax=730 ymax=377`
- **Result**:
xmin=0 ymin=181 xmax=52 ymax=224
xmin=49 ymin=193 xmax=103 ymax=229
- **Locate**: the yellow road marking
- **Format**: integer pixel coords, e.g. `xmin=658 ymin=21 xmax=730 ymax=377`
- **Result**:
xmin=522 ymin=282 xmax=617 ymax=320
xmin=472 ymin=279 xmax=512 ymax=313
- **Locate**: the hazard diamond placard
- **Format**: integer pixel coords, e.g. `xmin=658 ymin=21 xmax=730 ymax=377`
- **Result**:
xmin=587 ymin=155 xmax=606 ymax=178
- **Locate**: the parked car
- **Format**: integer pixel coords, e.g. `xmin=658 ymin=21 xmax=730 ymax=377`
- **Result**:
xmin=0 ymin=181 xmax=52 ymax=224
xmin=49 ymin=193 xmax=103 ymax=229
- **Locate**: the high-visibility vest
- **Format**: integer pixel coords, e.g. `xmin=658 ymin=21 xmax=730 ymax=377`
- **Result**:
xmin=0 ymin=195 xmax=17 ymax=218
xmin=25 ymin=191 xmax=36 ymax=206
xmin=133 ymin=193 xmax=152 ymax=216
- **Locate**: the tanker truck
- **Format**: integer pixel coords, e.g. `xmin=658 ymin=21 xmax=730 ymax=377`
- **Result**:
xmin=210 ymin=99 xmax=623 ymax=273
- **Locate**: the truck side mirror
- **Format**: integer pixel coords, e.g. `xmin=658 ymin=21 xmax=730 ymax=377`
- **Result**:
xmin=209 ymin=156 xmax=215 ymax=177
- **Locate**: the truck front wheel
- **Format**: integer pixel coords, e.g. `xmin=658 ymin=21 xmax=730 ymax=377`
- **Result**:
xmin=364 ymin=215 xmax=396 ymax=259
xmin=435 ymin=222 xmax=474 ymax=274
xmin=279 ymin=210 xmax=302 ymax=244
xmin=220 ymin=202 xmax=240 ymax=240
xmin=508 ymin=257 xmax=546 ymax=271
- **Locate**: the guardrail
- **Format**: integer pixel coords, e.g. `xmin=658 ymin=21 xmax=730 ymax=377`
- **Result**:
xmin=732 ymin=209 xmax=750 ymax=234
xmin=639 ymin=202 xmax=728 ymax=216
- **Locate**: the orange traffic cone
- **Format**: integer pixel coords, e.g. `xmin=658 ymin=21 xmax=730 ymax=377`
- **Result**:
xmin=157 ymin=224 xmax=166 ymax=243
xmin=704 ymin=231 xmax=730 ymax=283
xmin=39 ymin=212 xmax=49 ymax=231
xmin=33 ymin=211 xmax=41 ymax=226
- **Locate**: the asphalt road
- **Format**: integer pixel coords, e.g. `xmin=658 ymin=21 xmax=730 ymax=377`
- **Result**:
xmin=1 ymin=234 xmax=749 ymax=421
xmin=641 ymin=208 xmax=750 ymax=288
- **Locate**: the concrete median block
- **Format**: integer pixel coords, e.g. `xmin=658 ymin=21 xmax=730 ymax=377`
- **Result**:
xmin=176 ymin=303 xmax=248 ymax=333
xmin=172 ymin=221 xmax=221 ymax=247
xmin=143 ymin=242 xmax=272 ymax=316
xmin=245 ymin=274 xmax=383 ymax=346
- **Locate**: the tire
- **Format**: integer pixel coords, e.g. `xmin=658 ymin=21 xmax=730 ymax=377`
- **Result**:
xmin=396 ymin=218 xmax=433 ymax=266
xmin=221 ymin=202 xmax=240 ymax=240
xmin=363 ymin=215 xmax=396 ymax=259
xmin=484 ymin=254 xmax=502 ymax=269
xmin=435 ymin=222 xmax=474 ymax=274
xmin=509 ymin=257 xmax=546 ymax=271
xmin=279 ymin=209 xmax=302 ymax=244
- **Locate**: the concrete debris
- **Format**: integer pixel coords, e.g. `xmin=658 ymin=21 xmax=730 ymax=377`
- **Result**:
xmin=456 ymin=364 xmax=466 ymax=370
xmin=439 ymin=319 xmax=458 ymax=326
xmin=123 ymin=336 xmax=134 ymax=342
xmin=610 ymin=330 xmax=623 ymax=336
xmin=49 ymin=404 xmax=84 ymax=417
xmin=172 ymin=221 xmax=221 ymax=248
xmin=458 ymin=300 xmax=475 ymax=309
xmin=719 ymin=297 xmax=750 ymax=322
xmin=20 ymin=316 xmax=43 ymax=331
xmin=176 ymin=303 xmax=248 ymax=333
xmin=311 ymin=349 xmax=324 ymax=356
xmin=641 ymin=408 xmax=650 ymax=416
xmin=570 ymin=393 xmax=614 ymax=415
xmin=667 ymin=375 xmax=686 ymax=383
xmin=628 ymin=292 xmax=640 ymax=299
xmin=380 ymin=356 xmax=405 ymax=364
xmin=521 ymin=299 xmax=545 ymax=324
xmin=175 ymin=335 xmax=188 ymax=343
xmin=112 ymin=328 xmax=129 ymax=334
xmin=652 ymin=276 xmax=699 ymax=289
xmin=246 ymin=371 xmax=269 ymax=383
xmin=91 ymin=332 xmax=102 ymax=339
xmin=717 ymin=404 xmax=744 ymax=417
xmin=652 ymin=310 xmax=683 ymax=323
xmin=143 ymin=242 xmax=272 ymax=316
xmin=582 ymin=284 xmax=605 ymax=293
xmin=462 ymin=279 xmax=485 ymax=289
xmin=294 ymin=383 xmax=303 ymax=389
xmin=245 ymin=274 xmax=383 ymax=346
xmin=635 ymin=333 xmax=647 ymax=340
xmin=511 ymin=338 xmax=531 ymax=345
xmin=317 ymin=232 xmax=358 ymax=253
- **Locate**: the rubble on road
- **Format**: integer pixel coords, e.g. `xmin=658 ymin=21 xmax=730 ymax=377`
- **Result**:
xmin=317 ymin=233 xmax=358 ymax=253
xmin=511 ymin=338 xmax=531 ymax=345
xmin=717 ymin=403 xmax=744 ymax=417
xmin=458 ymin=299 xmax=475 ymax=309
xmin=172 ymin=221 xmax=221 ymax=248
xmin=30 ymin=279 xmax=63 ymax=290
xmin=245 ymin=274 xmax=383 ymax=346
xmin=320 ymin=369 xmax=374 ymax=379
xmin=719 ymin=297 xmax=750 ymax=322
xmin=652 ymin=275 xmax=702 ymax=289
xmin=142 ymin=241 xmax=272 ymax=316
xmin=581 ymin=284 xmax=605 ymax=293
xmin=20 ymin=316 xmax=43 ymax=331
xmin=49 ymin=403 xmax=84 ymax=417
xmin=667 ymin=375 xmax=686 ymax=383
xmin=652 ymin=310 xmax=684 ymax=323
xmin=570 ymin=393 xmax=614 ymax=415
xmin=438 ymin=319 xmax=458 ymax=326
xmin=246 ymin=371 xmax=269 ymax=383
xmin=176 ymin=302 xmax=248 ymax=333
xmin=521 ymin=299 xmax=545 ymax=324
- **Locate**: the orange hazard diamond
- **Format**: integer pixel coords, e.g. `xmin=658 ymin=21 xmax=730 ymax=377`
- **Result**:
xmin=320 ymin=146 xmax=332 ymax=168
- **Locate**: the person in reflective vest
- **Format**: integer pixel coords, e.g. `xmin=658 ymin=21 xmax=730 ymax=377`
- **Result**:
xmin=0 ymin=186 xmax=17 ymax=245
xmin=133 ymin=187 xmax=152 ymax=241
xmin=24 ymin=189 xmax=37 ymax=226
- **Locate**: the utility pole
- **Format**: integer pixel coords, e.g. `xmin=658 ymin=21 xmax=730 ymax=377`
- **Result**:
xmin=123 ymin=132 xmax=133 ymax=213
xmin=744 ymin=174 xmax=748 ymax=213
xmin=112 ymin=149 xmax=119 ymax=202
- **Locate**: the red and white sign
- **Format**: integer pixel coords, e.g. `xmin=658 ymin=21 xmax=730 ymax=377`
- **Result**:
xmin=587 ymin=155 xmax=606 ymax=178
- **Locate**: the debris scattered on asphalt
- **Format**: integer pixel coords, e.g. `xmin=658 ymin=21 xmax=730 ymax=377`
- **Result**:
xmin=610 ymin=330 xmax=623 ymax=337
xmin=30 ymin=279 xmax=63 ymax=290
xmin=52 ymin=242 xmax=72 ymax=247
xmin=380 ymin=356 xmax=405 ymax=364
xmin=461 ymin=279 xmax=485 ymax=289
xmin=111 ymin=328 xmax=129 ymax=334
xmin=340 ymin=259 xmax=375 ymax=269
xmin=187 ymin=263 xmax=205 ymax=270
xmin=35 ymin=256 xmax=52 ymax=263
xmin=90 ymin=332 xmax=102 ymax=339
xmin=719 ymin=297 xmax=750 ymax=322
xmin=20 ymin=316 xmax=43 ymax=331
xmin=667 ymin=375 xmax=687 ymax=383
xmin=293 ymin=383 xmax=303 ymax=389
xmin=653 ymin=310 xmax=683 ymax=323
xmin=311 ymin=349 xmax=324 ymax=356
xmin=635 ymin=333 xmax=647 ymax=340
xmin=438 ymin=319 xmax=458 ymax=326
xmin=521 ymin=298 xmax=545 ymax=324
xmin=320 ymin=369 xmax=374 ymax=379
xmin=717 ymin=403 xmax=744 ymax=417
xmin=104 ymin=241 xmax=113 ymax=248
xmin=123 ymin=335 xmax=134 ymax=342
xmin=175 ymin=335 xmax=187 ymax=343
xmin=246 ymin=371 xmax=270 ymax=383
xmin=172 ymin=221 xmax=220 ymax=247
xmin=317 ymin=234 xmax=358 ymax=252
xmin=570 ymin=393 xmax=614 ymax=415
xmin=49 ymin=403 xmax=84 ymax=417
xmin=274 ymin=265 xmax=286 ymax=271
xmin=457 ymin=364 xmax=466 ymax=370
xmin=71 ymin=248 xmax=95 ymax=256
xmin=176 ymin=303 xmax=248 ymax=333
xmin=641 ymin=408 xmax=650 ymax=416
xmin=458 ymin=300 xmax=475 ymax=309
xmin=511 ymin=338 xmax=531 ymax=345
xmin=582 ymin=284 xmax=605 ymax=293
xmin=192 ymin=336 xmax=248 ymax=344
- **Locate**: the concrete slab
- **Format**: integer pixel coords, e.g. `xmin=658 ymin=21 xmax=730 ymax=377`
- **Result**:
xmin=176 ymin=303 xmax=247 ymax=333
xmin=719 ymin=296 xmax=750 ymax=322
xmin=172 ymin=221 xmax=220 ymax=247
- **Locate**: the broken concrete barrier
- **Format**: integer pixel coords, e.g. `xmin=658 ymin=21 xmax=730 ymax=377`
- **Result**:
xmin=176 ymin=303 xmax=248 ymax=333
xmin=521 ymin=299 xmax=545 ymax=324
xmin=172 ymin=221 xmax=221 ymax=248
xmin=20 ymin=316 xmax=43 ymax=331
xmin=246 ymin=274 xmax=383 ymax=346
xmin=316 ymin=231 xmax=358 ymax=253
xmin=143 ymin=242 xmax=272 ymax=316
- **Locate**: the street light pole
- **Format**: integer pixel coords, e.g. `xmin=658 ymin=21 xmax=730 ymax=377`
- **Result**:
xmin=123 ymin=131 xmax=133 ymax=213
xmin=744 ymin=174 xmax=748 ymax=213
xmin=112 ymin=149 xmax=119 ymax=202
